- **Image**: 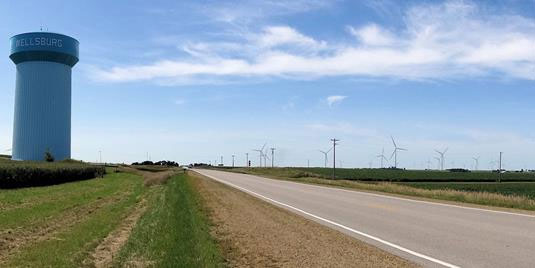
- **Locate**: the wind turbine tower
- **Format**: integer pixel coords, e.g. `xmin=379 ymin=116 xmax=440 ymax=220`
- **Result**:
xmin=472 ymin=156 xmax=480 ymax=170
xmin=270 ymin=148 xmax=275 ymax=168
xmin=253 ymin=143 xmax=266 ymax=167
xmin=376 ymin=148 xmax=388 ymax=168
xmin=319 ymin=147 xmax=332 ymax=168
xmin=390 ymin=136 xmax=407 ymax=168
xmin=434 ymin=148 xmax=448 ymax=170
xmin=434 ymin=157 xmax=441 ymax=170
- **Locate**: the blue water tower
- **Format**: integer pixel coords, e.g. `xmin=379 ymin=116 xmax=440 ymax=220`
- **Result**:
xmin=9 ymin=32 xmax=79 ymax=161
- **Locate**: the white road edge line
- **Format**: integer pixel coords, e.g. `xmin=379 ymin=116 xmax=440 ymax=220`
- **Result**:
xmin=195 ymin=170 xmax=461 ymax=268
xmin=233 ymin=170 xmax=535 ymax=219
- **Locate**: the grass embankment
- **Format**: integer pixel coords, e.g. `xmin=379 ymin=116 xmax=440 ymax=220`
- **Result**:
xmin=115 ymin=173 xmax=222 ymax=267
xmin=1 ymin=168 xmax=223 ymax=267
xmin=225 ymin=167 xmax=535 ymax=211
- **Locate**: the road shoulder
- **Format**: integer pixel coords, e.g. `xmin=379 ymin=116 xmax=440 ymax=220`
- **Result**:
xmin=190 ymin=171 xmax=417 ymax=267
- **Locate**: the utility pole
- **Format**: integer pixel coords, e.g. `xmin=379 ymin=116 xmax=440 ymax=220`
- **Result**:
xmin=221 ymin=156 xmax=223 ymax=166
xmin=232 ymin=155 xmax=235 ymax=168
xmin=499 ymin=152 xmax=503 ymax=183
xmin=331 ymin=138 xmax=339 ymax=179
xmin=246 ymin=153 xmax=249 ymax=167
xmin=270 ymin=148 xmax=275 ymax=168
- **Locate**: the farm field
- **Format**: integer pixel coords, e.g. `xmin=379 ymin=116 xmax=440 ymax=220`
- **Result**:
xmin=0 ymin=159 xmax=105 ymax=188
xmin=296 ymin=167 xmax=535 ymax=182
xmin=0 ymin=166 xmax=223 ymax=267
xmin=222 ymin=167 xmax=535 ymax=211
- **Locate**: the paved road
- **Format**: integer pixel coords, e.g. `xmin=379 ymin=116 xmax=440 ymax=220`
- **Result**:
xmin=194 ymin=169 xmax=535 ymax=268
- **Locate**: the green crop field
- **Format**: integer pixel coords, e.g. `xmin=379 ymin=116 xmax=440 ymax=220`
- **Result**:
xmin=294 ymin=167 xmax=535 ymax=182
xmin=0 ymin=160 xmax=105 ymax=188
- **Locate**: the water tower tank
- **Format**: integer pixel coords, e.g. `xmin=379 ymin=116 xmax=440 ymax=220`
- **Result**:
xmin=9 ymin=32 xmax=79 ymax=161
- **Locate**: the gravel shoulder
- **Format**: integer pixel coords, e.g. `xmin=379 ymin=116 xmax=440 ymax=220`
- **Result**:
xmin=191 ymin=172 xmax=417 ymax=268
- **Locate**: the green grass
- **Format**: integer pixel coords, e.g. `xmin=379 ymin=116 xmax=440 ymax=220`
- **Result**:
xmin=1 ymin=171 xmax=146 ymax=267
xmin=115 ymin=174 xmax=223 ymax=267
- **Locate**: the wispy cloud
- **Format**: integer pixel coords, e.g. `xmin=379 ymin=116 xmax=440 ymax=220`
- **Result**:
xmin=91 ymin=1 xmax=535 ymax=85
xmin=326 ymin=95 xmax=346 ymax=107
xmin=199 ymin=0 xmax=334 ymax=24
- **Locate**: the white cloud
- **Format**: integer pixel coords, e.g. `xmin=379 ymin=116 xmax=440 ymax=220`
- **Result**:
xmin=92 ymin=1 xmax=535 ymax=84
xmin=348 ymin=24 xmax=395 ymax=46
xmin=326 ymin=95 xmax=346 ymax=107
xmin=257 ymin=26 xmax=326 ymax=50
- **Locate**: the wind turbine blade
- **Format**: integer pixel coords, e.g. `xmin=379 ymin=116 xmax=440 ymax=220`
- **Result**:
xmin=391 ymin=136 xmax=397 ymax=147
xmin=326 ymin=147 xmax=333 ymax=153
xmin=261 ymin=143 xmax=266 ymax=151
xmin=443 ymin=148 xmax=449 ymax=154
xmin=398 ymin=148 xmax=407 ymax=151
xmin=390 ymin=150 xmax=396 ymax=160
xmin=434 ymin=149 xmax=441 ymax=154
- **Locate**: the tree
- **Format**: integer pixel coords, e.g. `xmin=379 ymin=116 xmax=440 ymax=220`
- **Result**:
xmin=44 ymin=149 xmax=55 ymax=162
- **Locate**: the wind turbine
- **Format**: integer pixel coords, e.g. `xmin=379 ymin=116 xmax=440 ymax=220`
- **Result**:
xmin=269 ymin=148 xmax=275 ymax=168
xmin=434 ymin=148 xmax=448 ymax=170
xmin=390 ymin=136 xmax=407 ymax=168
xmin=262 ymin=146 xmax=271 ymax=167
xmin=252 ymin=143 xmax=266 ymax=167
xmin=319 ymin=147 xmax=333 ymax=168
xmin=472 ymin=156 xmax=480 ymax=171
xmin=376 ymin=148 xmax=388 ymax=168
xmin=434 ymin=157 xmax=441 ymax=170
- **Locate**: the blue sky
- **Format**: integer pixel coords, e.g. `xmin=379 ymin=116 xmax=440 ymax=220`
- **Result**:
xmin=0 ymin=0 xmax=534 ymax=169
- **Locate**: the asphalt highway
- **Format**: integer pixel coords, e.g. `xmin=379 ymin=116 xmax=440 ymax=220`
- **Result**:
xmin=194 ymin=169 xmax=535 ymax=268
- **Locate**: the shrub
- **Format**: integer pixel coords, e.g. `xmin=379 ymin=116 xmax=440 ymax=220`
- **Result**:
xmin=44 ymin=149 xmax=55 ymax=162
xmin=0 ymin=161 xmax=106 ymax=189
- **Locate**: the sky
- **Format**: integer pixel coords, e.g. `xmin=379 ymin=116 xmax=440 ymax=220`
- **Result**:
xmin=0 ymin=0 xmax=534 ymax=169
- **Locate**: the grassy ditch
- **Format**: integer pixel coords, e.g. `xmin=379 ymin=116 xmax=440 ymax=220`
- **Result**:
xmin=223 ymin=167 xmax=535 ymax=211
xmin=115 ymin=173 xmax=223 ymax=267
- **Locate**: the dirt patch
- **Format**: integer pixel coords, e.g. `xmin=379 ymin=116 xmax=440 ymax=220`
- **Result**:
xmin=190 ymin=172 xmax=418 ymax=268
xmin=84 ymin=197 xmax=148 ymax=267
